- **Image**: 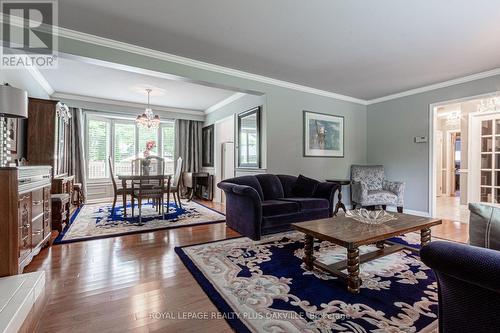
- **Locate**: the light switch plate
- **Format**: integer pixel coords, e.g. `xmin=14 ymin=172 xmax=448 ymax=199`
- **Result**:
xmin=414 ymin=136 xmax=428 ymax=143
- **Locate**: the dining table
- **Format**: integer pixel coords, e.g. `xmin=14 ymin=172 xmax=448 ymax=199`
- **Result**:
xmin=117 ymin=173 xmax=173 ymax=217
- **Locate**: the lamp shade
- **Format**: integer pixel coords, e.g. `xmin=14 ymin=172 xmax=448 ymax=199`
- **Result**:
xmin=0 ymin=84 xmax=28 ymax=118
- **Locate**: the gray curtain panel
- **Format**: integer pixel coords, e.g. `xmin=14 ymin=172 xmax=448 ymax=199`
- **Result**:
xmin=67 ymin=108 xmax=87 ymax=199
xmin=175 ymin=119 xmax=202 ymax=174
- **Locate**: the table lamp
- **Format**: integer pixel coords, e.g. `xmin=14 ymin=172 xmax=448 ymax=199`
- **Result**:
xmin=0 ymin=83 xmax=28 ymax=167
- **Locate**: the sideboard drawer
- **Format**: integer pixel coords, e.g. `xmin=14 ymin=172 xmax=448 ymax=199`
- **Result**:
xmin=31 ymin=215 xmax=44 ymax=247
xmin=31 ymin=189 xmax=44 ymax=218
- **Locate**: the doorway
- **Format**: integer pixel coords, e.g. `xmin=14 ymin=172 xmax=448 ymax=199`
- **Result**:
xmin=433 ymin=105 xmax=467 ymax=222
xmin=213 ymin=115 xmax=235 ymax=203
xmin=431 ymin=93 xmax=500 ymax=222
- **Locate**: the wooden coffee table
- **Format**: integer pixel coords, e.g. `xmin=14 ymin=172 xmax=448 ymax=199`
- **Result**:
xmin=292 ymin=213 xmax=442 ymax=293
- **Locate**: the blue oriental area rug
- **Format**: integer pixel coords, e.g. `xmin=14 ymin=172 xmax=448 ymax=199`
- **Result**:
xmin=54 ymin=200 xmax=226 ymax=244
xmin=176 ymin=232 xmax=438 ymax=333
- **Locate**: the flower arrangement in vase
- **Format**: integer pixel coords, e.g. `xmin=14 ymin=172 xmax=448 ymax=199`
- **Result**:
xmin=141 ymin=140 xmax=156 ymax=174
xmin=143 ymin=140 xmax=156 ymax=158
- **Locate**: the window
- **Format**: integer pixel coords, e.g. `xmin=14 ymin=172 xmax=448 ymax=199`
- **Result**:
xmin=162 ymin=123 xmax=175 ymax=173
xmin=113 ymin=122 xmax=136 ymax=175
xmin=85 ymin=114 xmax=175 ymax=180
xmin=87 ymin=118 xmax=110 ymax=179
xmin=238 ymin=107 xmax=261 ymax=168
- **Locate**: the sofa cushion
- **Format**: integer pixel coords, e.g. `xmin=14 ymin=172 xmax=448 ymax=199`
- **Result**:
xmin=469 ymin=203 xmax=500 ymax=250
xmin=262 ymin=209 xmax=330 ymax=234
xmin=277 ymin=174 xmax=298 ymax=197
xmin=221 ymin=176 xmax=264 ymax=201
xmin=366 ymin=190 xmax=398 ymax=205
xmin=279 ymin=197 xmax=329 ymax=210
xmin=292 ymin=174 xmax=319 ymax=197
xmin=261 ymin=200 xmax=299 ymax=217
xmin=256 ymin=174 xmax=284 ymax=200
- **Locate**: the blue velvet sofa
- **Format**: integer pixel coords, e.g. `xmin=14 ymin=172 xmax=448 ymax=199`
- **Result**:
xmin=218 ymin=174 xmax=338 ymax=240
xmin=420 ymin=241 xmax=500 ymax=333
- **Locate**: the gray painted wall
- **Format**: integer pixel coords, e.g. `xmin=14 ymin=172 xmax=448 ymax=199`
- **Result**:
xmin=367 ymin=74 xmax=500 ymax=213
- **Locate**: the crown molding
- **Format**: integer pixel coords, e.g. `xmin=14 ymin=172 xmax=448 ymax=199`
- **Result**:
xmin=57 ymin=27 xmax=368 ymax=106
xmin=367 ymin=68 xmax=500 ymax=105
xmin=25 ymin=66 xmax=55 ymax=96
xmin=51 ymin=92 xmax=204 ymax=116
xmin=205 ymin=92 xmax=246 ymax=114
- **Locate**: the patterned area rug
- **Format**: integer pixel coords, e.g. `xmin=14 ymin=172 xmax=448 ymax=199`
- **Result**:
xmin=54 ymin=200 xmax=225 ymax=244
xmin=176 ymin=232 xmax=438 ymax=333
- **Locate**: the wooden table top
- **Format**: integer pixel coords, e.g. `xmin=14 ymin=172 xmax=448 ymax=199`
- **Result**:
xmin=292 ymin=213 xmax=442 ymax=248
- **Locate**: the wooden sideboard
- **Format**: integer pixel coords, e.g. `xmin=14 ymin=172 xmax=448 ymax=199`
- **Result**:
xmin=0 ymin=166 xmax=52 ymax=277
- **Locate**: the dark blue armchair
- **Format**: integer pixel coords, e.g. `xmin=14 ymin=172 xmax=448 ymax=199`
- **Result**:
xmin=420 ymin=241 xmax=500 ymax=333
xmin=218 ymin=174 xmax=338 ymax=240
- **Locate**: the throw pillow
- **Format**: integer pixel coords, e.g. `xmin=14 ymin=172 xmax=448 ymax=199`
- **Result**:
xmin=292 ymin=174 xmax=319 ymax=197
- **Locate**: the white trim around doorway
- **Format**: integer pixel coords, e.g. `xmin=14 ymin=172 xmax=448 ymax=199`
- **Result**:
xmin=428 ymin=90 xmax=500 ymax=217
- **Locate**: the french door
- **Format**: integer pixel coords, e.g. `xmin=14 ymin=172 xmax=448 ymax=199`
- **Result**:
xmin=478 ymin=115 xmax=500 ymax=203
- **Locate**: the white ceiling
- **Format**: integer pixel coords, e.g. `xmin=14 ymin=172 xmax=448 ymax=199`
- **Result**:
xmin=39 ymin=58 xmax=237 ymax=111
xmin=55 ymin=0 xmax=500 ymax=100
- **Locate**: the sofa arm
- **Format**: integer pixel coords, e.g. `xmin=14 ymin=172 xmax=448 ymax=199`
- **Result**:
xmin=351 ymin=180 xmax=368 ymax=204
xmin=383 ymin=180 xmax=405 ymax=205
xmin=217 ymin=182 xmax=263 ymax=240
xmin=313 ymin=182 xmax=339 ymax=217
xmin=420 ymin=241 xmax=500 ymax=293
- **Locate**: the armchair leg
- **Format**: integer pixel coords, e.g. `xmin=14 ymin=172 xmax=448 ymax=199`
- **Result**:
xmin=397 ymin=206 xmax=403 ymax=213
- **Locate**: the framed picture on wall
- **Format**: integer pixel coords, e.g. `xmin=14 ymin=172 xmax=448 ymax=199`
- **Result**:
xmin=202 ymin=124 xmax=214 ymax=167
xmin=303 ymin=111 xmax=344 ymax=157
xmin=6 ymin=118 xmax=18 ymax=154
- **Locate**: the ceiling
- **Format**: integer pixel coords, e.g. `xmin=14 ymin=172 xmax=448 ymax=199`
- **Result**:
xmin=55 ymin=0 xmax=500 ymax=100
xmin=39 ymin=58 xmax=237 ymax=111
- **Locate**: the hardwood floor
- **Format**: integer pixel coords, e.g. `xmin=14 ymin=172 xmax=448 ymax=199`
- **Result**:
xmin=25 ymin=200 xmax=467 ymax=332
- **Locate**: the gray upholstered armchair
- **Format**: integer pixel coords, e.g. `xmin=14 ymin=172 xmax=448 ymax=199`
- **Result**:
xmin=350 ymin=165 xmax=404 ymax=212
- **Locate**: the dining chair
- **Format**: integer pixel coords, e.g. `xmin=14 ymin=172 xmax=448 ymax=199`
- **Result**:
xmin=131 ymin=158 xmax=171 ymax=225
xmin=108 ymin=156 xmax=133 ymax=215
xmin=131 ymin=157 xmax=143 ymax=175
xmin=166 ymin=157 xmax=183 ymax=209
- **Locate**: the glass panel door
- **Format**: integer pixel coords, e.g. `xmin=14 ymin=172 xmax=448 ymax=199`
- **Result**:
xmin=480 ymin=118 xmax=500 ymax=203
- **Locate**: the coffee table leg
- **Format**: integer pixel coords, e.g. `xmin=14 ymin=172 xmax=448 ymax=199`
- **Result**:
xmin=347 ymin=247 xmax=360 ymax=293
xmin=421 ymin=228 xmax=431 ymax=246
xmin=303 ymin=234 xmax=315 ymax=270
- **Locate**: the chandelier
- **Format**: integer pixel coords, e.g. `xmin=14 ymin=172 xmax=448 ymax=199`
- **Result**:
xmin=136 ymin=88 xmax=160 ymax=129
xmin=477 ymin=96 xmax=500 ymax=113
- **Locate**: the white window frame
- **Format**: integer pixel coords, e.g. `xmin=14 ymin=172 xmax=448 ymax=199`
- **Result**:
xmin=85 ymin=113 xmax=175 ymax=183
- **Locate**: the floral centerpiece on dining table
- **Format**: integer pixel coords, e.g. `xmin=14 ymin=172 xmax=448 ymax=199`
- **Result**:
xmin=141 ymin=140 xmax=156 ymax=174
